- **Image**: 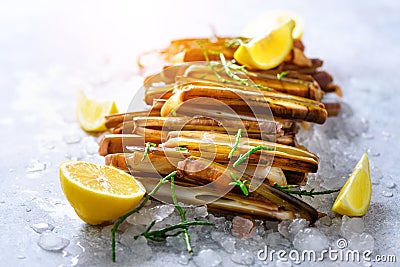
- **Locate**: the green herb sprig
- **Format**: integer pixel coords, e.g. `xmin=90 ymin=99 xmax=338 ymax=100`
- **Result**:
xmin=273 ymin=184 xmax=341 ymax=198
xmin=277 ymin=71 xmax=289 ymax=81
xmin=197 ymin=41 xmax=272 ymax=91
xmin=233 ymin=145 xmax=274 ymax=167
xmin=141 ymin=142 xmax=156 ymax=161
xmin=175 ymin=147 xmax=188 ymax=151
xmin=229 ymin=172 xmax=249 ymax=196
xmin=111 ymin=171 xmax=177 ymax=261
xmin=170 ymin=175 xmax=192 ymax=253
xmin=134 ymin=220 xmax=213 ymax=242
xmin=228 ymin=129 xmax=242 ymax=159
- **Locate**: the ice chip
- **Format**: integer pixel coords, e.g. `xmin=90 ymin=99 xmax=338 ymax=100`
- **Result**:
xmin=194 ymin=206 xmax=208 ymax=218
xmin=31 ymin=222 xmax=54 ymax=234
xmin=293 ymin=228 xmax=329 ymax=251
xmin=348 ymin=233 xmax=374 ymax=252
xmin=341 ymin=216 xmax=365 ymax=237
xmin=231 ymin=249 xmax=254 ymax=265
xmin=63 ymin=133 xmax=82 ymax=144
xmin=288 ymin=218 xmax=309 ymax=240
xmin=265 ymin=232 xmax=291 ymax=248
xmin=38 ymin=231 xmax=70 ymax=251
xmin=167 ymin=235 xmax=187 ymax=251
xmin=277 ymin=220 xmax=291 ymax=239
xmin=27 ymin=160 xmax=46 ymax=172
xmin=193 ymin=249 xmax=222 ymax=267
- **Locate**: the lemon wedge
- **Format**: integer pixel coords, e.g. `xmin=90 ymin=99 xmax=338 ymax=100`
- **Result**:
xmin=76 ymin=90 xmax=118 ymax=132
xmin=242 ymin=10 xmax=304 ymax=40
xmin=234 ymin=20 xmax=295 ymax=70
xmin=60 ymin=161 xmax=146 ymax=225
xmin=332 ymin=153 xmax=372 ymax=216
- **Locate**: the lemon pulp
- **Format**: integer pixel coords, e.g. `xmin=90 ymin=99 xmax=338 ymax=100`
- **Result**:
xmin=60 ymin=161 xmax=145 ymax=225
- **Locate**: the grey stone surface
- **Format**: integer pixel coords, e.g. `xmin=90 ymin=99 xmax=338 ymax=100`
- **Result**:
xmin=0 ymin=1 xmax=399 ymax=266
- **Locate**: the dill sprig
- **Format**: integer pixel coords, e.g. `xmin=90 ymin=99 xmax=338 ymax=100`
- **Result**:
xmin=277 ymin=71 xmax=289 ymax=81
xmin=233 ymin=145 xmax=274 ymax=167
xmin=273 ymin=184 xmax=341 ymax=198
xmin=141 ymin=142 xmax=156 ymax=161
xmin=229 ymin=172 xmax=249 ymax=196
xmin=111 ymin=171 xmax=177 ymax=262
xmin=228 ymin=129 xmax=242 ymax=159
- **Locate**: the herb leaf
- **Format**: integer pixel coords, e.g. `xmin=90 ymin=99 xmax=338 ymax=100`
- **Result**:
xmin=277 ymin=71 xmax=289 ymax=81
xmin=141 ymin=142 xmax=156 ymax=161
xmin=228 ymin=129 xmax=242 ymax=159
xmin=170 ymin=175 xmax=192 ymax=254
xmin=229 ymin=172 xmax=249 ymax=196
xmin=233 ymin=145 xmax=274 ymax=167
xmin=111 ymin=171 xmax=177 ymax=262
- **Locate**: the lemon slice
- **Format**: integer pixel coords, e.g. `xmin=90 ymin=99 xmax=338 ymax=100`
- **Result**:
xmin=332 ymin=153 xmax=372 ymax=216
xmin=60 ymin=161 xmax=146 ymax=225
xmin=242 ymin=10 xmax=304 ymax=40
xmin=76 ymin=90 xmax=119 ymax=132
xmin=234 ymin=20 xmax=295 ymax=70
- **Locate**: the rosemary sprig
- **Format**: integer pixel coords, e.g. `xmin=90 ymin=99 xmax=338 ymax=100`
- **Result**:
xmin=197 ymin=41 xmax=271 ymax=90
xmin=135 ymin=220 xmax=213 ymax=242
xmin=229 ymin=172 xmax=249 ymax=196
xmin=277 ymin=71 xmax=289 ymax=81
xmin=273 ymin=184 xmax=341 ymax=198
xmin=220 ymin=53 xmax=250 ymax=86
xmin=233 ymin=145 xmax=274 ymax=167
xmin=228 ymin=129 xmax=242 ymax=159
xmin=170 ymin=175 xmax=192 ymax=254
xmin=141 ymin=142 xmax=156 ymax=161
xmin=111 ymin=171 xmax=177 ymax=262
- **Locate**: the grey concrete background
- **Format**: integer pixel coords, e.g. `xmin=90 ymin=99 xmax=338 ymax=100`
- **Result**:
xmin=0 ymin=0 xmax=399 ymax=266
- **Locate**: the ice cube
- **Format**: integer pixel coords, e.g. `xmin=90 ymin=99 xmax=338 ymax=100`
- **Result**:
xmin=127 ymin=236 xmax=152 ymax=260
xmin=27 ymin=160 xmax=46 ymax=172
xmin=178 ymin=252 xmax=191 ymax=265
xmin=231 ymin=216 xmax=256 ymax=239
xmin=31 ymin=222 xmax=54 ymax=234
xmin=341 ymin=216 xmax=365 ymax=237
xmin=277 ymin=220 xmax=291 ymax=239
xmin=231 ymin=248 xmax=254 ymax=266
xmin=127 ymin=204 xmax=175 ymax=225
xmin=348 ymin=233 xmax=374 ymax=252
xmin=265 ymin=232 xmax=291 ymax=248
xmin=167 ymin=235 xmax=187 ymax=251
xmin=211 ymin=231 xmax=236 ymax=254
xmin=37 ymin=231 xmax=70 ymax=251
xmin=193 ymin=249 xmax=222 ymax=267
xmin=194 ymin=206 xmax=208 ymax=218
xmin=63 ymin=133 xmax=82 ymax=144
xmin=293 ymin=228 xmax=329 ymax=251
xmin=288 ymin=218 xmax=309 ymax=240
